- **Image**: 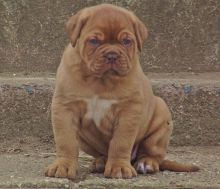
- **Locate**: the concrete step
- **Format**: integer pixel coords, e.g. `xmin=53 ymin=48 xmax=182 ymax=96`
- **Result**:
xmin=0 ymin=0 xmax=219 ymax=73
xmin=0 ymin=72 xmax=220 ymax=148
xmin=0 ymin=146 xmax=219 ymax=188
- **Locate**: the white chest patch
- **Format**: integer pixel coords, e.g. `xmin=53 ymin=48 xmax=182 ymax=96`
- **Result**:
xmin=84 ymin=96 xmax=117 ymax=127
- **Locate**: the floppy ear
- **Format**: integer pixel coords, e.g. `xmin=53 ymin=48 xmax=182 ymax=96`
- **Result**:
xmin=133 ymin=18 xmax=148 ymax=52
xmin=66 ymin=9 xmax=89 ymax=47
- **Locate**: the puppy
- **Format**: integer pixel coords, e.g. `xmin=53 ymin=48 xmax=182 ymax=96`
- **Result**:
xmin=45 ymin=4 xmax=199 ymax=179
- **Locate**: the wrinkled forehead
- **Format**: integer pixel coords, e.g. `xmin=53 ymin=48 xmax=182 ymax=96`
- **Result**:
xmin=84 ymin=7 xmax=134 ymax=39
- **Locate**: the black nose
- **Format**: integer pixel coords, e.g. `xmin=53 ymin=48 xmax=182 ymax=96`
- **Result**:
xmin=105 ymin=52 xmax=119 ymax=63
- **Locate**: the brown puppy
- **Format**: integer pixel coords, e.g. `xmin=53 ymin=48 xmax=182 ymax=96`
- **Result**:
xmin=45 ymin=4 xmax=199 ymax=179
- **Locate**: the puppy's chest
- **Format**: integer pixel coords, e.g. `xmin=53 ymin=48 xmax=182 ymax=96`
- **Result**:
xmin=82 ymin=96 xmax=117 ymax=128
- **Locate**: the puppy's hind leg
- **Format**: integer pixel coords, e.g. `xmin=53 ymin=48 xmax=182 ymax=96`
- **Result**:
xmin=91 ymin=156 xmax=107 ymax=173
xmin=134 ymin=97 xmax=173 ymax=174
xmin=79 ymin=136 xmax=107 ymax=173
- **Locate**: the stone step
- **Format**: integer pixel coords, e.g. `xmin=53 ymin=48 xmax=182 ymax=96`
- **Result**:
xmin=0 ymin=0 xmax=219 ymax=73
xmin=0 ymin=146 xmax=219 ymax=188
xmin=0 ymin=72 xmax=219 ymax=148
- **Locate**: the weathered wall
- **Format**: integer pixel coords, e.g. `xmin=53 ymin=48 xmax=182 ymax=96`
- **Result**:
xmin=0 ymin=0 xmax=219 ymax=73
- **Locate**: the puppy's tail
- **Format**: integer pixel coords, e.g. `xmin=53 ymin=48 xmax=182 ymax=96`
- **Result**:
xmin=159 ymin=160 xmax=200 ymax=172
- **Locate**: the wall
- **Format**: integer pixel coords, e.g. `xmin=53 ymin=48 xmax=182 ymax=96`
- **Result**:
xmin=0 ymin=0 xmax=219 ymax=73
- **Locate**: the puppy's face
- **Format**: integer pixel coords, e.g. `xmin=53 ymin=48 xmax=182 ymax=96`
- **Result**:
xmin=67 ymin=4 xmax=147 ymax=77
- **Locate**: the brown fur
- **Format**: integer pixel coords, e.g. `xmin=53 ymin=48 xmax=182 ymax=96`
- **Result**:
xmin=45 ymin=4 xmax=199 ymax=179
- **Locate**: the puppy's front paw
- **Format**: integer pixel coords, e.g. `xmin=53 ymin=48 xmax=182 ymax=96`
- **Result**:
xmin=104 ymin=160 xmax=137 ymax=179
xmin=134 ymin=157 xmax=159 ymax=174
xmin=45 ymin=158 xmax=77 ymax=179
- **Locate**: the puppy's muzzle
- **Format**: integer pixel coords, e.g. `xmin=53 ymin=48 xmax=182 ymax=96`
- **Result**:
xmin=104 ymin=52 xmax=120 ymax=64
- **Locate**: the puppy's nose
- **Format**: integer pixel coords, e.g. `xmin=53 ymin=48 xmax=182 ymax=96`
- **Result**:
xmin=105 ymin=52 xmax=119 ymax=63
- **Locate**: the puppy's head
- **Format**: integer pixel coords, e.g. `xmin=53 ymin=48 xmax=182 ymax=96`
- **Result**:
xmin=66 ymin=4 xmax=147 ymax=77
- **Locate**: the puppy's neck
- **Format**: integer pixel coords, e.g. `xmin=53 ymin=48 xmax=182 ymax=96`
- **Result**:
xmin=82 ymin=71 xmax=126 ymax=91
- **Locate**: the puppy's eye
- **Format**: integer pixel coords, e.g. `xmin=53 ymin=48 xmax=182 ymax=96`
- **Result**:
xmin=88 ymin=38 xmax=101 ymax=46
xmin=121 ymin=38 xmax=132 ymax=46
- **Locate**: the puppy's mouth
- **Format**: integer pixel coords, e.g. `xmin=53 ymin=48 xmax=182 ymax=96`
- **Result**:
xmin=108 ymin=63 xmax=129 ymax=76
xmin=89 ymin=51 xmax=130 ymax=77
xmin=104 ymin=69 xmax=120 ymax=76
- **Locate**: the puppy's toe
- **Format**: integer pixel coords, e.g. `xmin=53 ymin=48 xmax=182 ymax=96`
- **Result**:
xmin=45 ymin=158 xmax=77 ymax=179
xmin=55 ymin=166 xmax=68 ymax=178
xmin=122 ymin=166 xmax=136 ymax=178
xmin=135 ymin=162 xmax=154 ymax=174
xmin=134 ymin=157 xmax=159 ymax=174
xmin=111 ymin=167 xmax=123 ymax=178
xmin=45 ymin=164 xmax=58 ymax=177
xmin=104 ymin=160 xmax=137 ymax=179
